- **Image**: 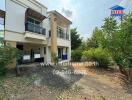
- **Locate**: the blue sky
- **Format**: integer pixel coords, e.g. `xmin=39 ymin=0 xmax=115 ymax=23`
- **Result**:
xmin=0 ymin=0 xmax=132 ymax=38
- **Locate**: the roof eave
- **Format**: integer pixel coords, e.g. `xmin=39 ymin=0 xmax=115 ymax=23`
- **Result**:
xmin=48 ymin=10 xmax=72 ymax=24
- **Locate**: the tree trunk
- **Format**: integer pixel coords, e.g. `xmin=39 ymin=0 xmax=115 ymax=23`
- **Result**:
xmin=118 ymin=65 xmax=128 ymax=77
xmin=129 ymin=68 xmax=132 ymax=83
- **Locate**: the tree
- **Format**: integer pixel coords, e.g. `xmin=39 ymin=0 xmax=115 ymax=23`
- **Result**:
xmin=86 ymin=27 xmax=105 ymax=48
xmin=71 ymin=28 xmax=82 ymax=50
xmin=101 ymin=13 xmax=132 ymax=76
xmin=82 ymin=48 xmax=110 ymax=68
xmin=0 ymin=40 xmax=22 ymax=76
xmin=102 ymin=17 xmax=118 ymax=36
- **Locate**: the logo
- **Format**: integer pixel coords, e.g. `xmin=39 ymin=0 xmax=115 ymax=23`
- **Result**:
xmin=110 ymin=5 xmax=125 ymax=17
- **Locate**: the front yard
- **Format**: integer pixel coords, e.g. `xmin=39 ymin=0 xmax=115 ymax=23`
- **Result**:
xmin=0 ymin=63 xmax=132 ymax=100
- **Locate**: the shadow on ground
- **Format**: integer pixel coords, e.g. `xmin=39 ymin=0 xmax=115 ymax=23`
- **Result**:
xmin=19 ymin=64 xmax=83 ymax=91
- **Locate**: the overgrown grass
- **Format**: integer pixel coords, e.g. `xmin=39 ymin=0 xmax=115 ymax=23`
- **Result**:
xmin=0 ymin=74 xmax=39 ymax=100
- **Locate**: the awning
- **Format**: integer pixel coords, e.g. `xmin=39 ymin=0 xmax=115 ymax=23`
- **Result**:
xmin=25 ymin=8 xmax=46 ymax=22
xmin=0 ymin=10 xmax=5 ymax=18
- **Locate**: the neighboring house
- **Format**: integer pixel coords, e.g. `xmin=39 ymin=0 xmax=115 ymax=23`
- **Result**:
xmin=0 ymin=0 xmax=72 ymax=68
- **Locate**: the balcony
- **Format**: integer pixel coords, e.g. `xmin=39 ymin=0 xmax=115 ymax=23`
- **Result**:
xmin=57 ymin=33 xmax=69 ymax=40
xmin=25 ymin=22 xmax=46 ymax=35
xmin=25 ymin=22 xmax=46 ymax=41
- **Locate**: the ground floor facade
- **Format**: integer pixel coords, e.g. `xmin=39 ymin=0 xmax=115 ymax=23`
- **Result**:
xmin=6 ymin=40 xmax=71 ymax=68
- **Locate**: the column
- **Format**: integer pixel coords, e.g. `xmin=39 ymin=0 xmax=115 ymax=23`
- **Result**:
xmin=40 ymin=46 xmax=44 ymax=62
xmin=50 ymin=13 xmax=57 ymax=62
xmin=6 ymin=41 xmax=16 ymax=69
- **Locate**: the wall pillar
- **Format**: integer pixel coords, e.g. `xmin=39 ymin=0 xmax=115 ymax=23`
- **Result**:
xmin=50 ymin=14 xmax=57 ymax=62
xmin=40 ymin=46 xmax=44 ymax=62
xmin=46 ymin=46 xmax=51 ymax=63
xmin=6 ymin=41 xmax=16 ymax=69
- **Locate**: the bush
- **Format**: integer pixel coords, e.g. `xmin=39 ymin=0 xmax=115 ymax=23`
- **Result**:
xmin=71 ymin=50 xmax=83 ymax=61
xmin=82 ymin=48 xmax=110 ymax=68
xmin=0 ymin=42 xmax=22 ymax=76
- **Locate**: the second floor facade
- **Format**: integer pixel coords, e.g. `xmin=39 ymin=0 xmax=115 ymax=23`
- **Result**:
xmin=2 ymin=0 xmax=72 ymax=46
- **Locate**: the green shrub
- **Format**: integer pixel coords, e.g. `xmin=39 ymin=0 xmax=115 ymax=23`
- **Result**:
xmin=71 ymin=50 xmax=83 ymax=61
xmin=82 ymin=48 xmax=110 ymax=68
xmin=82 ymin=48 xmax=95 ymax=61
xmin=0 ymin=42 xmax=22 ymax=76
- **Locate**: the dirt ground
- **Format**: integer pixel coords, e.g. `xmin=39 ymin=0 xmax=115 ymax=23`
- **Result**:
xmin=0 ymin=63 xmax=132 ymax=100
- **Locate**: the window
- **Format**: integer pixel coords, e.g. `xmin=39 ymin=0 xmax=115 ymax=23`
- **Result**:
xmin=27 ymin=17 xmax=41 ymax=26
xmin=58 ymin=48 xmax=63 ymax=59
xmin=57 ymin=26 xmax=65 ymax=38
xmin=28 ymin=17 xmax=34 ymax=24
xmin=26 ymin=17 xmax=44 ymax=34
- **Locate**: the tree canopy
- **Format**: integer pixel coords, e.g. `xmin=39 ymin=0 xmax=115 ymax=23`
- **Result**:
xmin=71 ymin=28 xmax=82 ymax=50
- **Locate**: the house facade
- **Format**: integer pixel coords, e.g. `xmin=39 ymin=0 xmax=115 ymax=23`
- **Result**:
xmin=0 ymin=0 xmax=72 ymax=68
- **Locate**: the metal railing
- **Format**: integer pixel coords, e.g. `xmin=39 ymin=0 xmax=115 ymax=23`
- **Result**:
xmin=25 ymin=22 xmax=46 ymax=35
xmin=57 ymin=32 xmax=69 ymax=40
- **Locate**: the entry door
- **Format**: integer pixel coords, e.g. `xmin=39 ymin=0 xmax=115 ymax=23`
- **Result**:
xmin=58 ymin=48 xmax=63 ymax=59
xmin=16 ymin=45 xmax=23 ymax=64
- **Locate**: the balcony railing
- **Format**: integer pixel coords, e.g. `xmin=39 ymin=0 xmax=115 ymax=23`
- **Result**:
xmin=57 ymin=33 xmax=69 ymax=40
xmin=25 ymin=22 xmax=46 ymax=35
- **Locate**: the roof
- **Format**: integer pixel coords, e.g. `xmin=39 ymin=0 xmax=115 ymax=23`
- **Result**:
xmin=25 ymin=8 xmax=46 ymax=21
xmin=48 ymin=10 xmax=72 ymax=24
xmin=110 ymin=5 xmax=125 ymax=10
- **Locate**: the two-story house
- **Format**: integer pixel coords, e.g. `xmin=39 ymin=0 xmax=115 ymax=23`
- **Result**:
xmin=0 ymin=0 xmax=72 ymax=68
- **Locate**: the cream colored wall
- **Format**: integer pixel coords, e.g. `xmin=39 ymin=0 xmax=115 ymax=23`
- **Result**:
xmin=25 ymin=31 xmax=46 ymax=41
xmin=48 ymin=12 xmax=71 ymax=62
xmin=50 ymin=14 xmax=57 ymax=60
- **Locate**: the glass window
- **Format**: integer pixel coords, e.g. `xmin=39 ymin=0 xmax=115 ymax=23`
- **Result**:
xmin=27 ymin=17 xmax=41 ymax=26
xmin=35 ymin=21 xmax=40 ymax=26
xmin=27 ymin=17 xmax=34 ymax=23
xmin=57 ymin=26 xmax=65 ymax=38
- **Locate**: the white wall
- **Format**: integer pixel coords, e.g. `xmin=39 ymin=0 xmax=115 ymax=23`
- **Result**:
xmin=5 ymin=0 xmax=26 ymax=33
xmin=5 ymin=0 xmax=48 ymax=36
xmin=46 ymin=47 xmax=52 ymax=63
xmin=4 ymin=30 xmax=47 ymax=44
xmin=57 ymin=38 xmax=70 ymax=47
xmin=43 ymin=18 xmax=50 ymax=38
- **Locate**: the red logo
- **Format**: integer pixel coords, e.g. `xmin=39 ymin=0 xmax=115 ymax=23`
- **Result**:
xmin=111 ymin=10 xmax=124 ymax=14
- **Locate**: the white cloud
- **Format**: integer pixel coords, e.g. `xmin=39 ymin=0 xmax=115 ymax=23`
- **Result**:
xmin=62 ymin=8 xmax=73 ymax=18
xmin=58 ymin=0 xmax=77 ymax=20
